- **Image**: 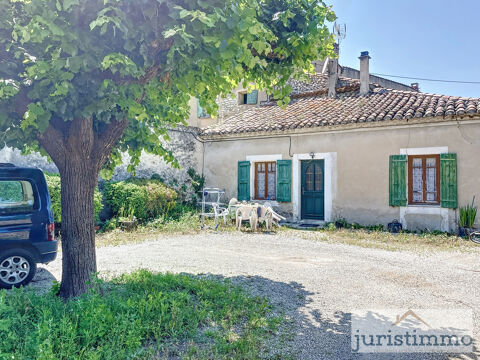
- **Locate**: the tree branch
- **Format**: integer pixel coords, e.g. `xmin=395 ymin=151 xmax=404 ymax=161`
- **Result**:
xmin=12 ymin=86 xmax=30 ymax=117
xmin=92 ymin=118 xmax=129 ymax=171
xmin=100 ymin=63 xmax=163 ymax=85
xmin=37 ymin=125 xmax=67 ymax=169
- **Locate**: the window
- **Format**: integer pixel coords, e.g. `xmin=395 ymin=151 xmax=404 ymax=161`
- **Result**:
xmin=0 ymin=180 xmax=35 ymax=215
xmin=389 ymin=152 xmax=457 ymax=209
xmin=238 ymin=90 xmax=258 ymax=105
xmin=408 ymin=155 xmax=440 ymax=205
xmin=254 ymin=162 xmax=276 ymax=200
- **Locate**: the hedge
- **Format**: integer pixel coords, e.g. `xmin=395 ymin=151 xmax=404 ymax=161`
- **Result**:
xmin=104 ymin=178 xmax=177 ymax=221
xmin=45 ymin=173 xmax=103 ymax=223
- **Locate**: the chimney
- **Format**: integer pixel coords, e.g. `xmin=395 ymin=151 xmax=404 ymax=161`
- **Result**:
xmin=358 ymin=51 xmax=370 ymax=95
xmin=411 ymin=82 xmax=419 ymax=91
xmin=327 ymin=57 xmax=338 ymax=97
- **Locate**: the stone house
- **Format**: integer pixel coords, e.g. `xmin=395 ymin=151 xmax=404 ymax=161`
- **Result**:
xmin=194 ymin=52 xmax=480 ymax=232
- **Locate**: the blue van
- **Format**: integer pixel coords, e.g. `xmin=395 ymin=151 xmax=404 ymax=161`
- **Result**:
xmin=0 ymin=163 xmax=57 ymax=288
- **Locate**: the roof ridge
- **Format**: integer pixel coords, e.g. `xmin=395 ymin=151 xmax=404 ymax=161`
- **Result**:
xmin=382 ymin=88 xmax=478 ymax=99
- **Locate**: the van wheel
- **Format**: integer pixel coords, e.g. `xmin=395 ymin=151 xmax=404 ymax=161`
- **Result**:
xmin=0 ymin=249 xmax=37 ymax=289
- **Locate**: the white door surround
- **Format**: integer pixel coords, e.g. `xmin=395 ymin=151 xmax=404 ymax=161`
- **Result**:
xmin=292 ymin=152 xmax=337 ymax=222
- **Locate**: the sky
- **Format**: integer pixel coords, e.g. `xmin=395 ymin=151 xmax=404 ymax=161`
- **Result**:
xmin=325 ymin=0 xmax=480 ymax=97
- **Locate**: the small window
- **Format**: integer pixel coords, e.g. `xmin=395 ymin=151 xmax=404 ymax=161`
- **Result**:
xmin=197 ymin=99 xmax=210 ymax=118
xmin=239 ymin=90 xmax=258 ymax=105
xmin=408 ymin=155 xmax=440 ymax=205
xmin=0 ymin=180 xmax=36 ymax=215
xmin=254 ymin=162 xmax=276 ymax=200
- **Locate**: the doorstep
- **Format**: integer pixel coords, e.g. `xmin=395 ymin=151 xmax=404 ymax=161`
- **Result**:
xmin=282 ymin=219 xmax=327 ymax=230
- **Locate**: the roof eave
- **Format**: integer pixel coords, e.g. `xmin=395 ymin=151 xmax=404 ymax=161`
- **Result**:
xmin=199 ymin=115 xmax=480 ymax=141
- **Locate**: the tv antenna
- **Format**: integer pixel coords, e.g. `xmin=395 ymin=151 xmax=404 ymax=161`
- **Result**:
xmin=321 ymin=22 xmax=346 ymax=74
xmin=333 ymin=22 xmax=346 ymax=48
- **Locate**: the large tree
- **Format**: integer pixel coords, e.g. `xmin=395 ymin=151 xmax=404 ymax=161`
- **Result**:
xmin=0 ymin=0 xmax=335 ymax=297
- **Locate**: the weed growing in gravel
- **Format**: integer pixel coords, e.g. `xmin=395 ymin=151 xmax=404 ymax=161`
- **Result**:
xmin=294 ymin=228 xmax=478 ymax=252
xmin=0 ymin=270 xmax=283 ymax=359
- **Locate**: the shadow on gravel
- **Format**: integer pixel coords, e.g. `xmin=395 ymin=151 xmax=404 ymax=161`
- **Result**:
xmin=18 ymin=268 xmax=480 ymax=360
xmin=193 ymin=273 xmax=479 ymax=360
xmin=29 ymin=267 xmax=57 ymax=293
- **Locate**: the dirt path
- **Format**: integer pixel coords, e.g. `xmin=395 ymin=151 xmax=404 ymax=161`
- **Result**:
xmin=33 ymin=232 xmax=480 ymax=359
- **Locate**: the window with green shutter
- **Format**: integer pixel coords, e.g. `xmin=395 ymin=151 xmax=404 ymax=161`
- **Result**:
xmin=241 ymin=90 xmax=258 ymax=105
xmin=389 ymin=155 xmax=407 ymax=206
xmin=276 ymin=160 xmax=292 ymax=202
xmin=440 ymin=153 xmax=458 ymax=208
xmin=238 ymin=161 xmax=250 ymax=201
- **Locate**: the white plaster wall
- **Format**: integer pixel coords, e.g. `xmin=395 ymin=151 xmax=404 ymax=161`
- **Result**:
xmin=202 ymin=121 xmax=480 ymax=231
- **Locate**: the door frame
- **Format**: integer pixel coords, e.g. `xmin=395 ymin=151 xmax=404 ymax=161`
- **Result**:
xmin=292 ymin=152 xmax=336 ymax=222
xmin=301 ymin=159 xmax=325 ymax=220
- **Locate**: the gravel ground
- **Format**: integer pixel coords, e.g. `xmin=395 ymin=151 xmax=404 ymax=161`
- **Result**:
xmin=32 ymin=231 xmax=480 ymax=360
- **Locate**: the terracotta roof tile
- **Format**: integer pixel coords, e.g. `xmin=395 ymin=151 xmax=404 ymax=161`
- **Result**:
xmin=202 ymin=88 xmax=480 ymax=136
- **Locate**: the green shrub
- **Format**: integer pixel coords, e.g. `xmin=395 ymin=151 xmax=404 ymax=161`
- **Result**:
xmin=186 ymin=167 xmax=205 ymax=204
xmin=44 ymin=173 xmax=103 ymax=223
xmin=325 ymin=222 xmax=337 ymax=231
xmin=104 ymin=181 xmax=148 ymax=220
xmin=104 ymin=178 xmax=177 ymax=221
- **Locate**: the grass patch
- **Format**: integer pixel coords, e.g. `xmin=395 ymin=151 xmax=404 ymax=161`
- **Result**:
xmin=96 ymin=211 xmax=205 ymax=247
xmin=290 ymin=227 xmax=478 ymax=253
xmin=95 ymin=210 xmax=282 ymax=248
xmin=0 ymin=270 xmax=284 ymax=359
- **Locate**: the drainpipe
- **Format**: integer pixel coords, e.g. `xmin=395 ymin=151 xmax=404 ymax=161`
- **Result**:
xmin=359 ymin=51 xmax=370 ymax=95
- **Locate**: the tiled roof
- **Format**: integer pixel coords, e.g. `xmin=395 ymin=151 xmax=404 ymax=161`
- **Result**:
xmin=202 ymin=87 xmax=480 ymax=136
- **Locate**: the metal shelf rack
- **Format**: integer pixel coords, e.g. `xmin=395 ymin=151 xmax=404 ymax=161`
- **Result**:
xmin=199 ymin=187 xmax=227 ymax=229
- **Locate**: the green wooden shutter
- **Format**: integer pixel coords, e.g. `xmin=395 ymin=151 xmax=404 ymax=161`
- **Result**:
xmin=245 ymin=90 xmax=258 ymax=105
xmin=276 ymin=160 xmax=292 ymax=202
xmin=389 ymin=155 xmax=407 ymax=206
xmin=440 ymin=153 xmax=457 ymax=208
xmin=238 ymin=161 xmax=250 ymax=201
xmin=197 ymin=99 xmax=208 ymax=118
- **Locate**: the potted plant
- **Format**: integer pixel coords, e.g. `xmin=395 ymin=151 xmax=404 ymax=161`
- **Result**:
xmin=118 ymin=206 xmax=137 ymax=230
xmin=459 ymin=197 xmax=477 ymax=237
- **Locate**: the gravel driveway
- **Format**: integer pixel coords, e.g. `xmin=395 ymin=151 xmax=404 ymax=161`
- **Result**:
xmin=33 ymin=232 xmax=480 ymax=359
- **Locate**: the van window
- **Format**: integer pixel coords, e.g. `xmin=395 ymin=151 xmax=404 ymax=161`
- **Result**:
xmin=0 ymin=180 xmax=36 ymax=215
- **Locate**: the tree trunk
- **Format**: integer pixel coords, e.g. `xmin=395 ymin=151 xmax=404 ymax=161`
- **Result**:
xmin=38 ymin=117 xmax=129 ymax=298
xmin=58 ymin=156 xmax=98 ymax=298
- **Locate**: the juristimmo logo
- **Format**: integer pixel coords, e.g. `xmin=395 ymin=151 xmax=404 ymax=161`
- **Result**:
xmin=351 ymin=309 xmax=473 ymax=353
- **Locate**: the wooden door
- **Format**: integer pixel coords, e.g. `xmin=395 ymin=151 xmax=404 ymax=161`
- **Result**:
xmin=301 ymin=160 xmax=325 ymax=220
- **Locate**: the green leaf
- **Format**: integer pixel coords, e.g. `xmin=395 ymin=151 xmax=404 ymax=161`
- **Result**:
xmin=62 ymin=0 xmax=79 ymax=11
xmin=1 ymin=0 xmax=336 ymax=179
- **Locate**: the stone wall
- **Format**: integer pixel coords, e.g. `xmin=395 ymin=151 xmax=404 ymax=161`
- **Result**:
xmin=0 ymin=126 xmax=202 ymax=189
xmin=110 ymin=126 xmax=201 ymax=187
xmin=0 ymin=147 xmax=58 ymax=173
xmin=186 ymin=86 xmax=268 ymax=128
